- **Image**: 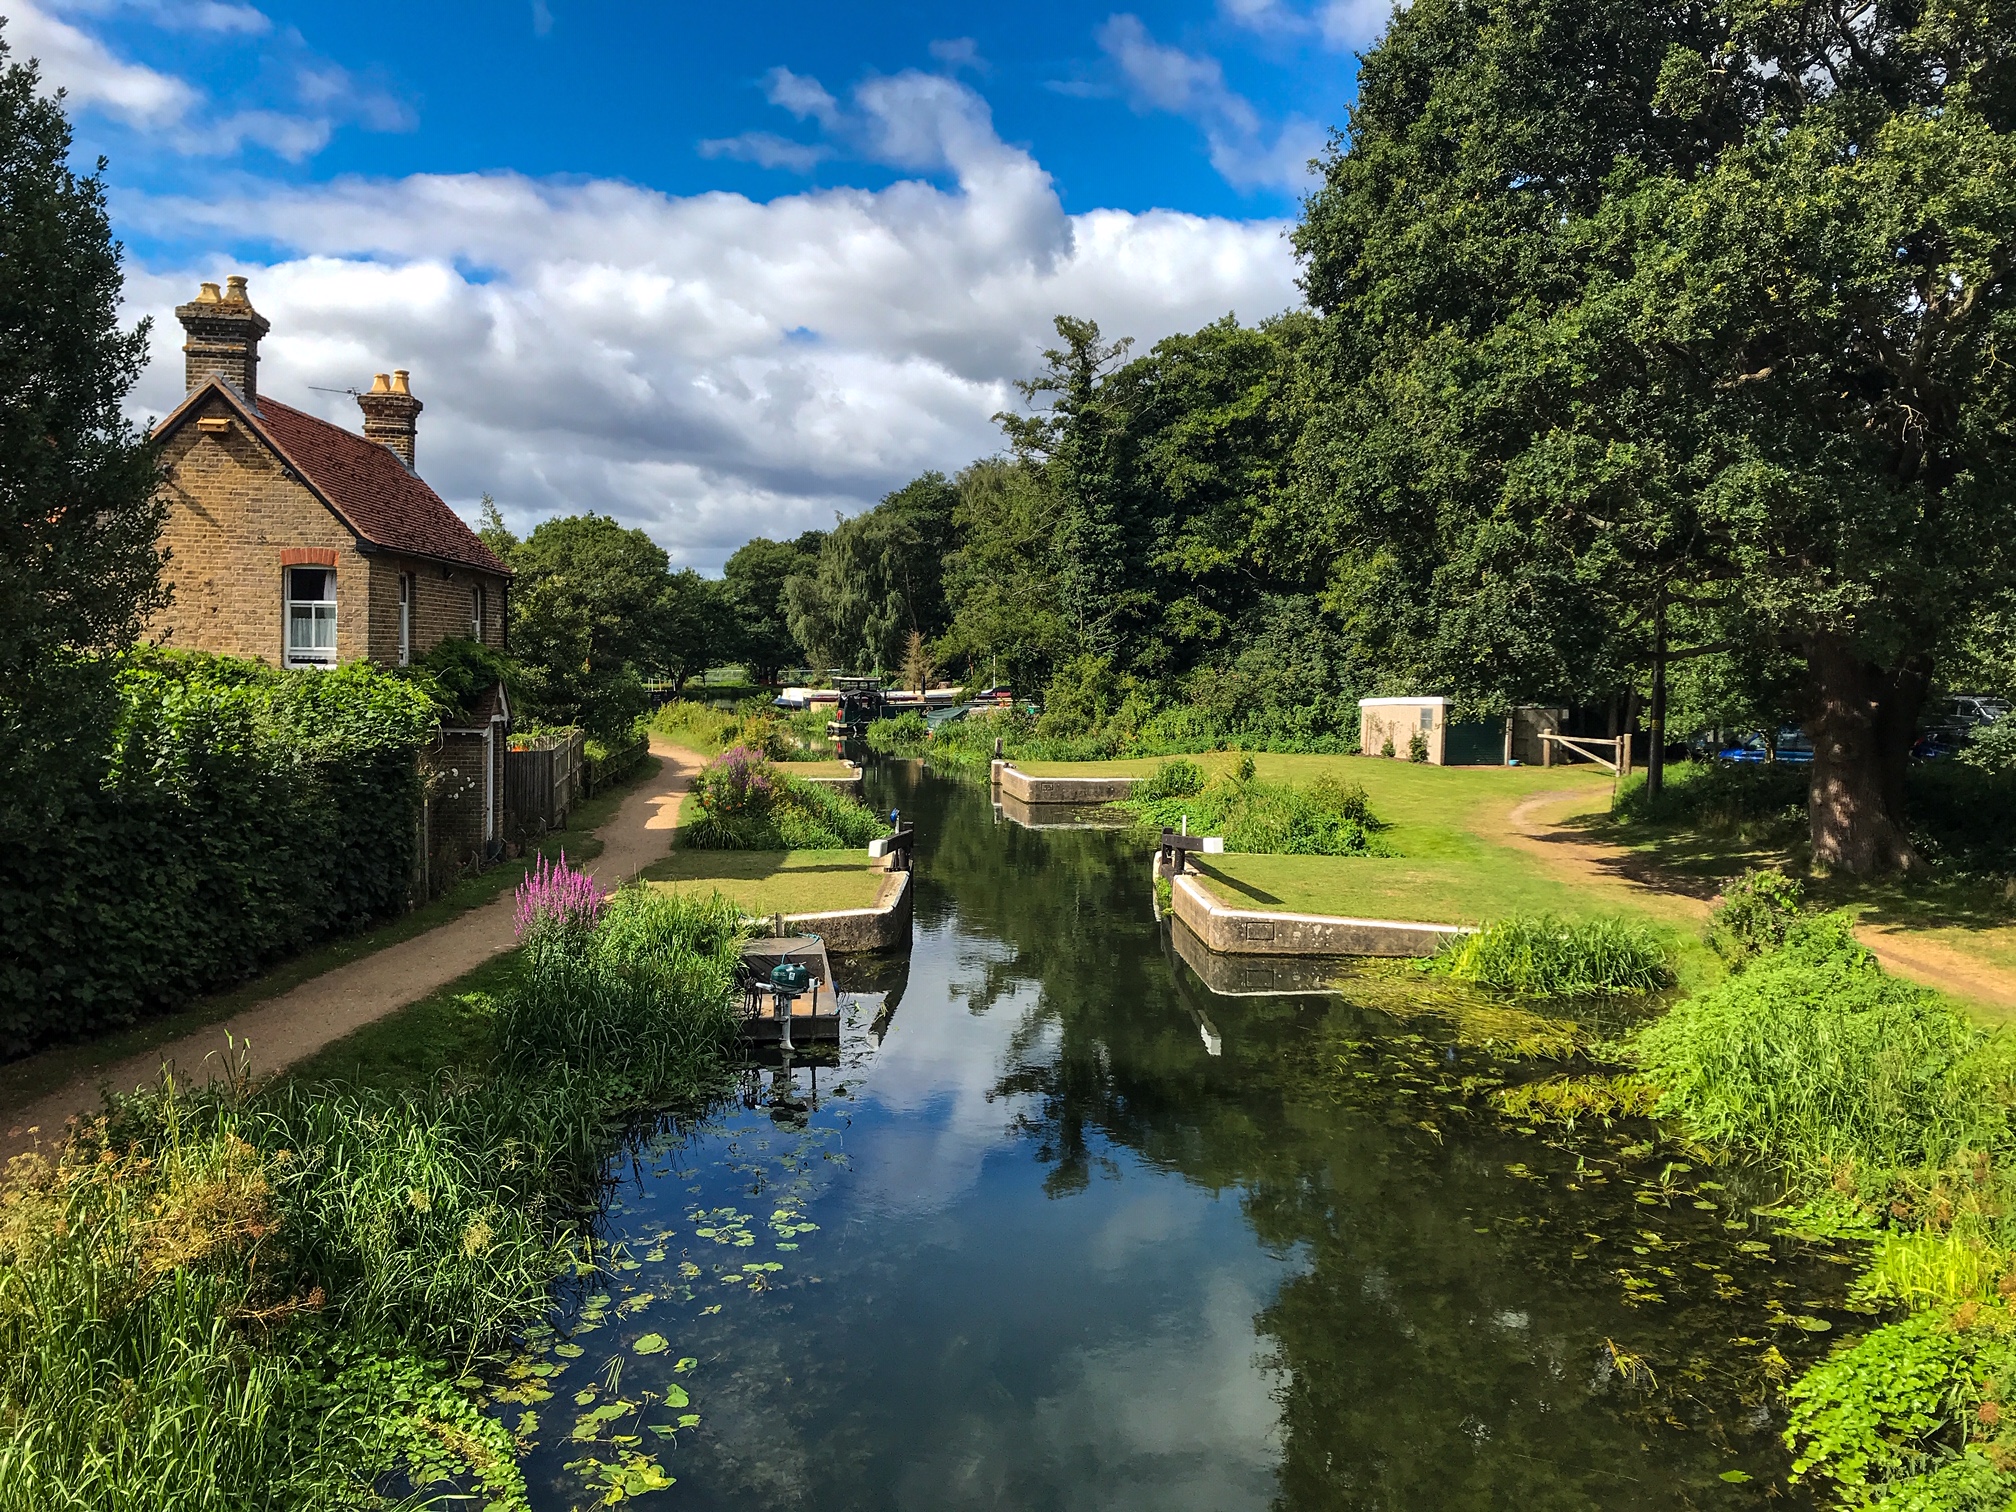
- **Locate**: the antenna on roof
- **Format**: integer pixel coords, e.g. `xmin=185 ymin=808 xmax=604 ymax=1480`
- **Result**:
xmin=307 ymin=385 xmax=363 ymax=396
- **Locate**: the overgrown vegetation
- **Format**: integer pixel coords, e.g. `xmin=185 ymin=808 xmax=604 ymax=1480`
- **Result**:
xmin=0 ymin=861 xmax=743 ymax=1510
xmin=1115 ymin=765 xmax=1386 ymax=856
xmin=680 ymin=747 xmax=887 ymax=851
xmin=1622 ymin=916 xmax=2016 ymax=1504
xmin=1427 ymin=914 xmax=1675 ymax=998
xmin=649 ymin=697 xmax=828 ymax=760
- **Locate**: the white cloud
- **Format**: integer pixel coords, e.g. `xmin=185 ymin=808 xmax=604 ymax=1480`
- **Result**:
xmin=6 ymin=0 xmax=198 ymax=126
xmin=1218 ymin=0 xmax=1400 ymax=51
xmin=927 ymin=36 xmax=983 ymax=72
xmin=1316 ymin=0 xmax=1399 ymax=50
xmin=698 ymin=130 xmax=833 ymax=172
xmin=120 ymin=72 xmax=1299 ymax=570
xmin=1097 ymin=14 xmax=1322 ymax=193
xmin=763 ymin=65 xmax=840 ymax=128
xmin=10 ymin=0 xmax=410 ymax=160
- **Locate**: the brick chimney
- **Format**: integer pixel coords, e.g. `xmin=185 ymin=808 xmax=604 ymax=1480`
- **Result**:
xmin=176 ymin=274 xmax=270 ymax=403
xmin=357 ymin=369 xmax=422 ymax=468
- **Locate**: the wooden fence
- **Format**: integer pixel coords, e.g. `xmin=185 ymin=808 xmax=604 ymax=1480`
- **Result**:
xmin=584 ymin=736 xmax=648 ymax=795
xmin=504 ymin=730 xmax=584 ymax=835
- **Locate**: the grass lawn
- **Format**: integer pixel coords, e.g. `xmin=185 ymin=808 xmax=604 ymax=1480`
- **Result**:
xmin=282 ymin=953 xmax=521 ymax=1093
xmin=1021 ymin=751 xmax=1726 ymax=979
xmin=0 ymin=757 xmax=662 ymax=1114
xmin=789 ymin=760 xmax=859 ymax=779
xmin=640 ymin=849 xmax=889 ymax=917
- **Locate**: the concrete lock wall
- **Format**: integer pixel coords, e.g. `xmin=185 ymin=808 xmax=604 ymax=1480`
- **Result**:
xmin=993 ymin=763 xmax=1141 ymax=803
xmin=784 ymin=869 xmax=912 ymax=951
xmin=1168 ymin=870 xmax=1468 ymax=957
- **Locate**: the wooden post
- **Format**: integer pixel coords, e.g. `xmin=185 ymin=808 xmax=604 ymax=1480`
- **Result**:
xmin=1503 ymin=713 xmax=1514 ymax=767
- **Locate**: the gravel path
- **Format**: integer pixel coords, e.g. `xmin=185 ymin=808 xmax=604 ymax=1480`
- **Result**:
xmin=2 ymin=737 xmax=704 ymax=1158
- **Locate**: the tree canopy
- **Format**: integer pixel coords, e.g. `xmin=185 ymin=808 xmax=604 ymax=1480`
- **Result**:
xmin=0 ymin=33 xmax=162 ymax=684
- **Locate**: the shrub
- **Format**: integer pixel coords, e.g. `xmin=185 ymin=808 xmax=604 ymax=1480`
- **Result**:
xmin=0 ymin=652 xmax=438 ymax=1057
xmin=682 ymin=749 xmax=888 ymax=850
xmin=1706 ymin=868 xmax=1806 ymax=965
xmin=1407 ymin=729 xmax=1429 ymax=762
xmin=1632 ymin=913 xmax=2013 ymax=1175
xmin=866 ymin=710 xmax=929 ymax=757
xmin=1138 ymin=757 xmax=1205 ymax=800
xmin=1428 ymin=914 xmax=1675 ymax=997
xmin=1117 ymin=772 xmax=1383 ymax=856
xmin=1611 ymin=759 xmax=1806 ymax=833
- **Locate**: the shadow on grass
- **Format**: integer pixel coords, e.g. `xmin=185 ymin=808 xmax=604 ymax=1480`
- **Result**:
xmin=1191 ymin=862 xmax=1283 ymax=906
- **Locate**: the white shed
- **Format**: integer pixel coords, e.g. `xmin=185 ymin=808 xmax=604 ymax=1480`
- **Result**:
xmin=1360 ymin=696 xmax=1450 ymax=764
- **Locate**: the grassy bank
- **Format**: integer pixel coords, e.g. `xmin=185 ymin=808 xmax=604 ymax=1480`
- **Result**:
xmin=0 ymin=866 xmax=744 ymax=1511
xmin=0 ymin=755 xmax=665 ymax=1116
xmin=1490 ymin=889 xmax=2016 ymax=1508
xmin=642 ymin=849 xmax=890 ymax=917
xmin=649 ymin=698 xmax=830 ymax=760
xmin=1597 ymin=760 xmax=2016 ymax=990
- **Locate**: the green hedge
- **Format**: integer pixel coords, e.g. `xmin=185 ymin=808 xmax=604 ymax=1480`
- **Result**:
xmin=0 ymin=653 xmax=437 ymax=1057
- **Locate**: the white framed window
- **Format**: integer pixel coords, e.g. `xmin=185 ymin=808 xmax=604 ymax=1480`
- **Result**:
xmin=285 ymin=567 xmax=337 ymax=667
xmin=1420 ymin=706 xmax=1434 ymax=730
xmin=471 ymin=584 xmax=485 ymax=644
xmin=398 ymin=574 xmax=413 ymax=666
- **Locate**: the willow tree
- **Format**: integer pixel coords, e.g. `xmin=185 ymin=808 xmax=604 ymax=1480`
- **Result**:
xmin=1298 ymin=0 xmax=2016 ymax=872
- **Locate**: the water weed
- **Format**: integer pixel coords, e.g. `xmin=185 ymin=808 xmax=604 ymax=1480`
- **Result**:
xmin=1428 ymin=914 xmax=1675 ymax=998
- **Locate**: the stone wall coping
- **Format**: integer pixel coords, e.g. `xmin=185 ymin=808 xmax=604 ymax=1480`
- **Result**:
xmin=778 ymin=868 xmax=912 ymax=952
xmin=1170 ymin=870 xmax=1471 ymax=958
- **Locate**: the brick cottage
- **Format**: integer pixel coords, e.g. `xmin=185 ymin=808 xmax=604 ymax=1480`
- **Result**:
xmin=150 ymin=275 xmax=514 ymax=882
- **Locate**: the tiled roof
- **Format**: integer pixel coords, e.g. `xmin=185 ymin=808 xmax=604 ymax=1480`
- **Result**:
xmin=183 ymin=390 xmax=507 ymax=576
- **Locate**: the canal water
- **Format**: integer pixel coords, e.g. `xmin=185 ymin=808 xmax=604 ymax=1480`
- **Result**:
xmin=513 ymin=763 xmax=1855 ymax=1510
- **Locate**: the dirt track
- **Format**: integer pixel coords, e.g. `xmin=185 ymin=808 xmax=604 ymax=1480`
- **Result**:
xmin=1497 ymin=789 xmax=2016 ymax=1012
xmin=1 ymin=738 xmax=704 ymax=1158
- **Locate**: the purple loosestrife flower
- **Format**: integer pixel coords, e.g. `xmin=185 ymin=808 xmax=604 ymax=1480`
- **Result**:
xmin=697 ymin=745 xmax=777 ymax=817
xmin=514 ymin=851 xmax=606 ymax=940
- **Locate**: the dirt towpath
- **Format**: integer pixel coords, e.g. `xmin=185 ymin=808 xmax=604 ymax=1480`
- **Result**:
xmin=2 ymin=737 xmax=705 ymax=1158
xmin=1497 ymin=788 xmax=2016 ymax=1012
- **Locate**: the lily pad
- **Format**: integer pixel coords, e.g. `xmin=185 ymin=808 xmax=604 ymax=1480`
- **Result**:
xmin=633 ymin=1333 xmax=670 ymax=1355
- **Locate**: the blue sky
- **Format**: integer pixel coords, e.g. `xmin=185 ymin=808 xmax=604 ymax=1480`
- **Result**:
xmin=17 ymin=0 xmax=1383 ymax=567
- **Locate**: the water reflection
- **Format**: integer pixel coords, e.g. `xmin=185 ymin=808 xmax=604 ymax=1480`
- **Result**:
xmin=513 ymin=764 xmax=1850 ymax=1510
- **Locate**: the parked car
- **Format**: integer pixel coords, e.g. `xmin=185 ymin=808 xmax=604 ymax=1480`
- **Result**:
xmin=1916 ymin=693 xmax=2011 ymax=758
xmin=1718 ymin=726 xmax=1814 ymax=764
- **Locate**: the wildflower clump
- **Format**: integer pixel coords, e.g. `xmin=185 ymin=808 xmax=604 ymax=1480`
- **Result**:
xmin=682 ymin=748 xmax=888 ymax=850
xmin=513 ymin=851 xmax=606 ymax=940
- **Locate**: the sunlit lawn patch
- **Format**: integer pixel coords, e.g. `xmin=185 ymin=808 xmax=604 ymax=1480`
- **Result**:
xmin=641 ymin=850 xmax=890 ymax=917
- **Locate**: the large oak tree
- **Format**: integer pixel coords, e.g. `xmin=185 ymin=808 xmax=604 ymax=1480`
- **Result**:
xmin=1297 ymin=0 xmax=2016 ymax=872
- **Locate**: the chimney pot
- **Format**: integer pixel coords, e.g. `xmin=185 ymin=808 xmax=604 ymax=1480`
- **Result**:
xmin=176 ymin=273 xmax=269 ymax=401
xmin=357 ymin=370 xmax=423 ymax=468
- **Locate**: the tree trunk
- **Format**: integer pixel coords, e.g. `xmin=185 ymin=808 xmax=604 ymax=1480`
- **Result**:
xmin=1646 ymin=599 xmax=1668 ymax=800
xmin=1805 ymin=636 xmax=1927 ymax=875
